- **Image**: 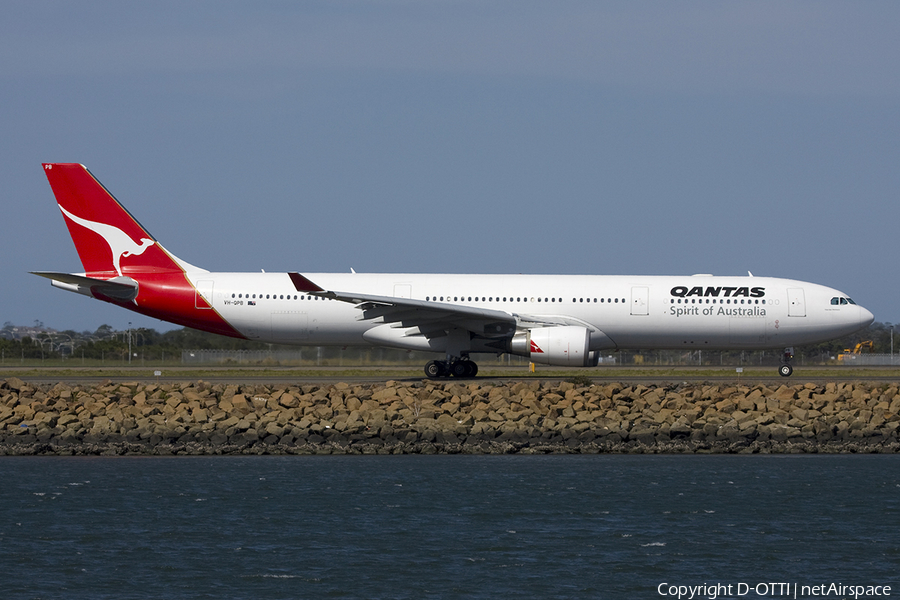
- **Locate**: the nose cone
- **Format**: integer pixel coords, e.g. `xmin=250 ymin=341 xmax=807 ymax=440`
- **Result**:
xmin=859 ymin=305 xmax=875 ymax=329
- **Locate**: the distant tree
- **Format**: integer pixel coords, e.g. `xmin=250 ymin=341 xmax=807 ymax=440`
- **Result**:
xmin=795 ymin=322 xmax=893 ymax=357
xmin=94 ymin=324 xmax=115 ymax=338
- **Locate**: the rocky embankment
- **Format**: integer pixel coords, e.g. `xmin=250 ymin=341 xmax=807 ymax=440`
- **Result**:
xmin=1 ymin=377 xmax=899 ymax=455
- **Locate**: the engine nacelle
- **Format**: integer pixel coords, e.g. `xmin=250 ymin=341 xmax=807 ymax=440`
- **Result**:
xmin=509 ymin=326 xmax=600 ymax=367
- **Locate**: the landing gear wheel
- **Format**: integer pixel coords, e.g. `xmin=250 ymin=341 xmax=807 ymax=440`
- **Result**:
xmin=779 ymin=364 xmax=793 ymax=377
xmin=451 ymin=362 xmax=469 ymax=377
xmin=425 ymin=361 xmax=444 ymax=379
xmin=450 ymin=361 xmax=479 ymax=378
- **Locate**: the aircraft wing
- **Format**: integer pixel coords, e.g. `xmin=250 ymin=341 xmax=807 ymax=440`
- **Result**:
xmin=326 ymin=290 xmax=517 ymax=338
xmin=288 ymin=272 xmax=515 ymax=337
xmin=287 ymin=272 xmax=600 ymax=339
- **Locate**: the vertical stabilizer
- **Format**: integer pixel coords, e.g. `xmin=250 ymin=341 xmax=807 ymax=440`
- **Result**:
xmin=42 ymin=163 xmax=183 ymax=277
xmin=38 ymin=163 xmax=240 ymax=338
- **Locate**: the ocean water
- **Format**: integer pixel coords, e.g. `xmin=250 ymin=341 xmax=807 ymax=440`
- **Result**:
xmin=0 ymin=455 xmax=897 ymax=599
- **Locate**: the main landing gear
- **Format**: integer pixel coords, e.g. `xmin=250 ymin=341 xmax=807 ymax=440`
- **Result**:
xmin=779 ymin=347 xmax=794 ymax=377
xmin=424 ymin=359 xmax=479 ymax=379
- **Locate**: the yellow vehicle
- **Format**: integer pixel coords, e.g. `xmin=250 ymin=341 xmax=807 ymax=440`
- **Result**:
xmin=838 ymin=340 xmax=874 ymax=361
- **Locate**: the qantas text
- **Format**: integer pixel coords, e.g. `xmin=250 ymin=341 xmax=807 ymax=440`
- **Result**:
xmin=670 ymin=286 xmax=765 ymax=298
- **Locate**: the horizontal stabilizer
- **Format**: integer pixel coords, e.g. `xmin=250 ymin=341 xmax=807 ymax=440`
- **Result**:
xmin=31 ymin=271 xmax=139 ymax=301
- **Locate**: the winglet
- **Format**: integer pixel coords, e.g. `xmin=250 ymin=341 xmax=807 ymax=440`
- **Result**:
xmin=288 ymin=272 xmax=324 ymax=293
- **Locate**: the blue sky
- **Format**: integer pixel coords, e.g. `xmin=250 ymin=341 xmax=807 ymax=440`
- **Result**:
xmin=3 ymin=1 xmax=898 ymax=332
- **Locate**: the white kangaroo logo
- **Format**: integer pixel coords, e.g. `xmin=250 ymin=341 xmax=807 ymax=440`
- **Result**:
xmin=58 ymin=205 xmax=155 ymax=276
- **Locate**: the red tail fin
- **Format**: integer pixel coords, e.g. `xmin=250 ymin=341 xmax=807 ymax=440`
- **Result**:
xmin=42 ymin=163 xmax=182 ymax=278
xmin=40 ymin=163 xmax=242 ymax=338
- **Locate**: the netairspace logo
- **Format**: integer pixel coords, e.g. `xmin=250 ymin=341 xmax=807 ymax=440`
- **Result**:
xmin=657 ymin=582 xmax=892 ymax=599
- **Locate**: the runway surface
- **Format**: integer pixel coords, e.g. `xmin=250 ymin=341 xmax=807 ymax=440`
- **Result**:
xmin=4 ymin=365 xmax=899 ymax=386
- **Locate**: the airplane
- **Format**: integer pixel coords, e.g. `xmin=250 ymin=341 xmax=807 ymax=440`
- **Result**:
xmin=33 ymin=163 xmax=874 ymax=378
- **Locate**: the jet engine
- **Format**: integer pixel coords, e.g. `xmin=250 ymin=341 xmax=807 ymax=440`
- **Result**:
xmin=508 ymin=326 xmax=601 ymax=367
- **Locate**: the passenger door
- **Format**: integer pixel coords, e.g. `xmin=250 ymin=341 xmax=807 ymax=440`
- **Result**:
xmin=787 ymin=288 xmax=806 ymax=317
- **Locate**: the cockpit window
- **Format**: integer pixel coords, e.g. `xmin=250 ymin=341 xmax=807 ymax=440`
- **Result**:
xmin=832 ymin=297 xmax=857 ymax=306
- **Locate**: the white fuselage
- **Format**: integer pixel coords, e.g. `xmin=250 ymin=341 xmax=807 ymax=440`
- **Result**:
xmin=39 ymin=163 xmax=875 ymax=376
xmin=187 ymin=272 xmax=873 ymax=352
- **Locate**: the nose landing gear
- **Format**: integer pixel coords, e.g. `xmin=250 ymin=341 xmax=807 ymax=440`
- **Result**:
xmin=779 ymin=347 xmax=794 ymax=377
